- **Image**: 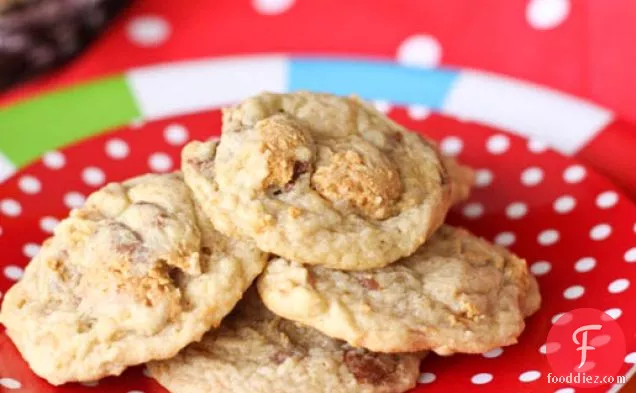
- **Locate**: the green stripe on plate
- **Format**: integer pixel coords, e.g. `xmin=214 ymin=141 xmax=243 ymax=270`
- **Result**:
xmin=0 ymin=75 xmax=140 ymax=167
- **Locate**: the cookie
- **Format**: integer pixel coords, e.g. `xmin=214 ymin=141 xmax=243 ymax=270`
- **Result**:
xmin=183 ymin=92 xmax=473 ymax=270
xmin=257 ymin=225 xmax=541 ymax=355
xmin=0 ymin=173 xmax=267 ymax=385
xmin=148 ymin=289 xmax=425 ymax=393
xmin=0 ymin=0 xmax=130 ymax=89
xmin=442 ymin=156 xmax=473 ymax=204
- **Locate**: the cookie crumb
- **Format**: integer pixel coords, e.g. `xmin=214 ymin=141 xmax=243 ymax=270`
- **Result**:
xmin=311 ymin=150 xmax=402 ymax=220
xmin=289 ymin=207 xmax=302 ymax=218
xmin=257 ymin=114 xmax=313 ymax=190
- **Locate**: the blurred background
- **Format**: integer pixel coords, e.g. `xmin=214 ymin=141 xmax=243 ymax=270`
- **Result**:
xmin=3 ymin=0 xmax=636 ymax=116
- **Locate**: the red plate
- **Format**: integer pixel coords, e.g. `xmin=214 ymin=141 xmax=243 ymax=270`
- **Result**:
xmin=1 ymin=107 xmax=635 ymax=393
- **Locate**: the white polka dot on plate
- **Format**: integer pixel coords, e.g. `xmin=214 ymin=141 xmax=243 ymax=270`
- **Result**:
xmin=4 ymin=265 xmax=24 ymax=281
xmin=574 ymin=257 xmax=596 ymax=273
xmin=590 ymin=223 xmax=612 ymax=240
xmin=486 ymin=134 xmax=510 ymax=154
xmin=106 ymin=138 xmax=130 ymax=159
xmin=604 ymin=308 xmax=622 ymax=320
xmin=440 ymin=136 xmax=463 ymax=156
xmin=0 ymin=378 xmax=21 ymax=389
xmin=396 ymin=34 xmax=442 ymax=68
xmin=164 ymin=124 xmax=189 ymax=146
xmin=494 ymin=232 xmax=516 ymax=247
xmin=474 ymin=169 xmax=493 ymax=188
xmin=552 ymin=312 xmax=570 ymax=324
xmin=471 ymin=373 xmax=493 ymax=385
xmin=563 ymin=285 xmax=585 ymax=300
xmin=520 ymin=167 xmax=544 ymax=186
xmin=18 ymin=175 xmax=41 ymax=194
xmin=462 ymin=202 xmax=484 ymax=219
xmin=64 ymin=192 xmax=86 ymax=209
xmin=506 ymin=202 xmax=528 ymax=219
xmin=527 ymin=138 xmax=548 ymax=153
xmin=625 ymin=352 xmax=636 ymax=364
xmin=539 ymin=342 xmax=561 ymax=354
xmin=22 ymin=242 xmax=40 ymax=258
xmin=553 ymin=195 xmax=576 ymax=213
xmin=127 ymin=16 xmax=171 ymax=47
xmin=418 ymin=372 xmax=436 ymax=384
xmin=407 ymin=105 xmax=430 ymax=120
xmin=626 ymin=247 xmax=636 ymax=263
xmin=42 ymin=150 xmax=66 ymax=169
xmin=373 ymin=100 xmax=392 ymax=114
xmin=252 ymin=0 xmax=295 ymax=15
xmin=563 ymin=164 xmax=586 ymax=183
xmin=40 ymin=216 xmax=59 ymax=233
xmin=530 ymin=261 xmax=551 ymax=276
xmin=555 ymin=388 xmax=575 ymax=393
xmin=596 ymin=190 xmax=618 ymax=209
xmin=526 ymin=0 xmax=570 ymax=30
xmin=82 ymin=167 xmax=106 ymax=187
xmin=148 ymin=153 xmax=173 ymax=173
xmin=519 ymin=370 xmax=541 ymax=382
xmin=482 ymin=347 xmax=503 ymax=358
xmin=608 ymin=278 xmax=630 ymax=294
xmin=1 ymin=198 xmax=22 ymax=217
xmin=128 ymin=390 xmax=145 ymax=393
xmin=537 ymin=229 xmax=559 ymax=245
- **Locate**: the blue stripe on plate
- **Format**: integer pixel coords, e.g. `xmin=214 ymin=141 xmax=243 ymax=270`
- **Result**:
xmin=288 ymin=58 xmax=459 ymax=109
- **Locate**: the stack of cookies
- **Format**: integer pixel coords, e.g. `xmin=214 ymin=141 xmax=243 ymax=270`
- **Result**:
xmin=0 ymin=92 xmax=541 ymax=393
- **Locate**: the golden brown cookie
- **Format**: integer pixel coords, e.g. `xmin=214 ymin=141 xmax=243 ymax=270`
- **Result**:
xmin=183 ymin=92 xmax=473 ymax=270
xmin=0 ymin=173 xmax=267 ymax=385
xmin=148 ymin=290 xmax=425 ymax=393
xmin=258 ymin=225 xmax=540 ymax=355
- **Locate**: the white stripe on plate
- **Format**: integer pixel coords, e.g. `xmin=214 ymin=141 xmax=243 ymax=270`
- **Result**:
xmin=442 ymin=70 xmax=614 ymax=155
xmin=127 ymin=55 xmax=289 ymax=120
xmin=0 ymin=152 xmax=16 ymax=183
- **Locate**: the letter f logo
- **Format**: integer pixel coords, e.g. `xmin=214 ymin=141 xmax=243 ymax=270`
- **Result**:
xmin=573 ymin=324 xmax=602 ymax=369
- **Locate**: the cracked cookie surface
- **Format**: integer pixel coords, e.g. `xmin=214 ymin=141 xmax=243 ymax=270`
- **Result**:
xmin=183 ymin=92 xmax=472 ymax=270
xmin=148 ymin=290 xmax=424 ymax=393
xmin=257 ymin=225 xmax=541 ymax=355
xmin=0 ymin=173 xmax=267 ymax=385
